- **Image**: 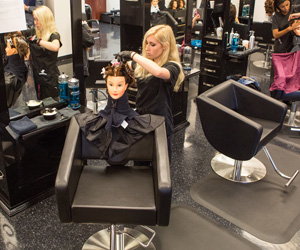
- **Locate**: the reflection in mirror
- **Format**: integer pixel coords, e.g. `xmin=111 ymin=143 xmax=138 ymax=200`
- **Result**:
xmin=1 ymin=5 xmax=65 ymax=120
xmin=4 ymin=33 xmax=29 ymax=108
xmin=150 ymin=0 xmax=188 ymax=42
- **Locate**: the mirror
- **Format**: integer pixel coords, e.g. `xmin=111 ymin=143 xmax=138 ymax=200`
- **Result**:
xmin=150 ymin=0 xmax=190 ymax=41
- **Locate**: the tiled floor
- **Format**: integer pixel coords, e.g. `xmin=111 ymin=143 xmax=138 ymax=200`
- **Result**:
xmin=2 ymin=23 xmax=300 ymax=249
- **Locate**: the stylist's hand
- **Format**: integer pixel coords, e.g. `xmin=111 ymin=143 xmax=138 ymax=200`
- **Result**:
xmin=27 ymin=35 xmax=41 ymax=45
xmin=289 ymin=12 xmax=300 ymax=21
xmin=290 ymin=20 xmax=300 ymax=30
xmin=114 ymin=51 xmax=134 ymax=63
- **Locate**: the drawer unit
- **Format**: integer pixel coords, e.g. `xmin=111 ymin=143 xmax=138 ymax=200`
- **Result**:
xmin=201 ymin=64 xmax=222 ymax=77
xmin=199 ymin=34 xmax=225 ymax=95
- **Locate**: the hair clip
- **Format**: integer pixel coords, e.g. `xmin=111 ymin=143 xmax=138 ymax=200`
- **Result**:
xmin=111 ymin=58 xmax=120 ymax=66
xmin=101 ymin=67 xmax=106 ymax=78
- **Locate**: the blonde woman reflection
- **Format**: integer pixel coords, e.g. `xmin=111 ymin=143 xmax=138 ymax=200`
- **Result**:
xmin=22 ymin=6 xmax=62 ymax=100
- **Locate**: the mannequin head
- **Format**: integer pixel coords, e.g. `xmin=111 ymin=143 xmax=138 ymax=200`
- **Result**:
xmin=168 ymin=0 xmax=178 ymax=9
xmin=151 ymin=0 xmax=159 ymax=6
xmin=5 ymin=33 xmax=28 ymax=60
xmin=290 ymin=19 xmax=300 ymax=36
xmin=179 ymin=0 xmax=185 ymax=9
xmin=265 ymin=0 xmax=274 ymax=16
xmin=102 ymin=63 xmax=135 ymax=100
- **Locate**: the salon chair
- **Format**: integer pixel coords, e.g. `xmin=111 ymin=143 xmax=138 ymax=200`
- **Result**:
xmin=251 ymin=21 xmax=274 ymax=74
xmin=55 ymin=117 xmax=171 ymax=250
xmin=233 ymin=22 xmax=248 ymax=40
xmin=196 ymin=80 xmax=299 ymax=186
xmin=85 ymin=4 xmax=100 ymax=34
xmin=85 ymin=59 xmax=111 ymax=114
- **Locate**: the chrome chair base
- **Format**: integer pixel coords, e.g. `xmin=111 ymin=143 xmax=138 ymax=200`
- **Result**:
xmin=253 ymin=60 xmax=271 ymax=69
xmin=82 ymin=227 xmax=156 ymax=250
xmin=283 ymin=103 xmax=300 ymax=128
xmin=211 ymin=154 xmax=267 ymax=183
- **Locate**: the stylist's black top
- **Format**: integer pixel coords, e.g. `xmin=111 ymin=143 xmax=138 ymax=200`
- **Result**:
xmin=272 ymin=4 xmax=300 ymax=53
xmin=133 ymin=61 xmax=180 ymax=136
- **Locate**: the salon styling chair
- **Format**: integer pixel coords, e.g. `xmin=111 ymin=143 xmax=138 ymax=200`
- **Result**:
xmin=55 ymin=117 xmax=171 ymax=250
xmin=85 ymin=4 xmax=100 ymax=34
xmin=233 ymin=22 xmax=248 ymax=40
xmin=196 ymin=80 xmax=299 ymax=186
xmin=251 ymin=21 xmax=274 ymax=73
xmin=85 ymin=59 xmax=111 ymax=114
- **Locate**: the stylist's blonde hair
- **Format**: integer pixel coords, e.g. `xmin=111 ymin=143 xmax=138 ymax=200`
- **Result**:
xmin=34 ymin=6 xmax=58 ymax=41
xmin=134 ymin=25 xmax=184 ymax=92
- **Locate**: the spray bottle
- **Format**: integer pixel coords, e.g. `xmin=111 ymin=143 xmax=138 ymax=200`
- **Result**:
xmin=229 ymin=28 xmax=234 ymax=45
xmin=249 ymin=30 xmax=255 ymax=49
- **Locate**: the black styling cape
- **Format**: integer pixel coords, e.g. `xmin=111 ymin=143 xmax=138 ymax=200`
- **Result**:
xmin=76 ymin=92 xmax=165 ymax=162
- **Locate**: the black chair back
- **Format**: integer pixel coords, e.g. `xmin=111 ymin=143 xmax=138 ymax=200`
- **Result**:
xmin=85 ymin=4 xmax=92 ymax=21
xmin=233 ymin=22 xmax=249 ymax=40
xmin=251 ymin=21 xmax=274 ymax=44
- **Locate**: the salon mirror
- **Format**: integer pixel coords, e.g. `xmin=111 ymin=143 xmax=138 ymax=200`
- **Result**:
xmin=149 ymin=0 xmax=195 ymax=43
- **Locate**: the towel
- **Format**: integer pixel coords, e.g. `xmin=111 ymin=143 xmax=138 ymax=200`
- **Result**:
xmin=270 ymin=51 xmax=300 ymax=93
xmin=8 ymin=116 xmax=37 ymax=135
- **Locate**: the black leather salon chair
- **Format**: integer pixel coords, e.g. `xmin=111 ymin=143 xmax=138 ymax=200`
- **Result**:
xmin=85 ymin=59 xmax=111 ymax=114
xmin=233 ymin=22 xmax=248 ymax=40
xmin=251 ymin=21 xmax=274 ymax=72
xmin=85 ymin=4 xmax=100 ymax=34
xmin=55 ymin=117 xmax=171 ymax=249
xmin=196 ymin=80 xmax=299 ymax=186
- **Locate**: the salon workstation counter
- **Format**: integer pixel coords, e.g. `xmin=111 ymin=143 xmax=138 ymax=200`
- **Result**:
xmin=0 ymin=99 xmax=80 ymax=216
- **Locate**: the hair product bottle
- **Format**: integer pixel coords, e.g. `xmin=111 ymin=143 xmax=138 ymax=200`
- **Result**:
xmin=229 ymin=28 xmax=234 ymax=45
xmin=249 ymin=30 xmax=255 ymax=49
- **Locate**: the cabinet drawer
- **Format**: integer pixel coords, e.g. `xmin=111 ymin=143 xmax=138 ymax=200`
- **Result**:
xmin=202 ymin=45 xmax=222 ymax=57
xmin=202 ymin=53 xmax=221 ymax=66
xmin=201 ymin=64 xmax=221 ymax=77
xmin=198 ymin=74 xmax=221 ymax=94
xmin=203 ymin=37 xmax=222 ymax=47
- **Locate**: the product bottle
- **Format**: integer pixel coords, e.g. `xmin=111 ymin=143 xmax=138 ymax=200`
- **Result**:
xmin=229 ymin=28 xmax=234 ymax=45
xmin=58 ymin=72 xmax=69 ymax=102
xmin=249 ymin=30 xmax=255 ymax=49
xmin=176 ymin=43 xmax=182 ymax=58
xmin=223 ymin=31 xmax=229 ymax=48
xmin=231 ymin=33 xmax=239 ymax=52
xmin=183 ymin=45 xmax=192 ymax=74
xmin=68 ymin=78 xmax=80 ymax=109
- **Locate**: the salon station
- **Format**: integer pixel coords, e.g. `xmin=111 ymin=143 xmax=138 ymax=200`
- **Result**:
xmin=0 ymin=0 xmax=300 ymax=249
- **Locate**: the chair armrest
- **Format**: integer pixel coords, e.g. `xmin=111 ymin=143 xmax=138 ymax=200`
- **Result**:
xmin=55 ymin=117 xmax=84 ymax=222
xmin=87 ymin=19 xmax=100 ymax=33
xmin=152 ymin=121 xmax=172 ymax=226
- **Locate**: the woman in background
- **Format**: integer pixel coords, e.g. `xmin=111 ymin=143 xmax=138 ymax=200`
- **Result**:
xmin=22 ymin=6 xmax=62 ymax=100
xmin=272 ymin=0 xmax=300 ymax=53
